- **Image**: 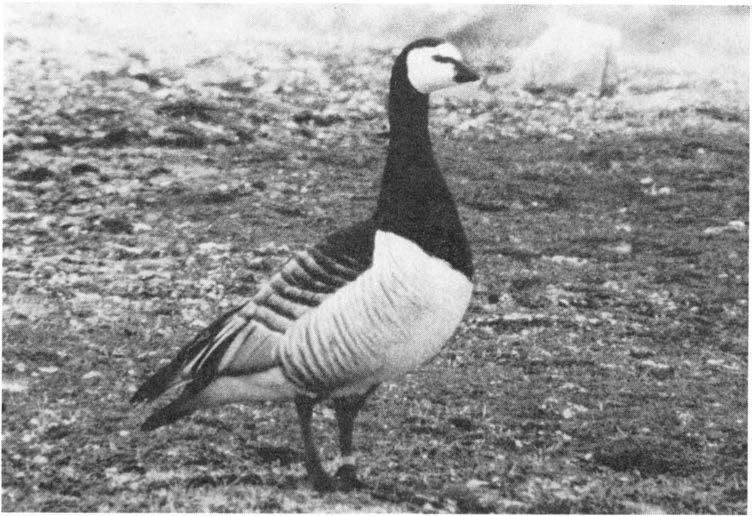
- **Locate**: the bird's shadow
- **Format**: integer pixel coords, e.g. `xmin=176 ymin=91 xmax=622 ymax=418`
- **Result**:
xmin=185 ymin=471 xmax=264 ymax=489
xmin=251 ymin=444 xmax=301 ymax=466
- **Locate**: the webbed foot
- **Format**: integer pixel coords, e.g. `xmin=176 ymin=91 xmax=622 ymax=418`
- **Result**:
xmin=310 ymin=470 xmax=336 ymax=492
xmin=334 ymin=464 xmax=366 ymax=491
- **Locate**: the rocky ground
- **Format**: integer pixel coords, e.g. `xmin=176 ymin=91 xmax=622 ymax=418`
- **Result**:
xmin=2 ymin=9 xmax=748 ymax=513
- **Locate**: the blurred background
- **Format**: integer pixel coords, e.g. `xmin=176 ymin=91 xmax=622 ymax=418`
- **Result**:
xmin=3 ymin=5 xmax=748 ymax=513
xmin=5 ymin=4 xmax=749 ymax=100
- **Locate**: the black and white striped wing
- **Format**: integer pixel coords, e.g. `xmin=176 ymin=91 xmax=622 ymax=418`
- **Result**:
xmin=131 ymin=220 xmax=375 ymax=404
xmin=277 ymin=229 xmax=474 ymax=397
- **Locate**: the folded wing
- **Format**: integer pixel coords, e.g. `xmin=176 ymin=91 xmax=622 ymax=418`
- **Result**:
xmin=131 ymin=220 xmax=375 ymax=429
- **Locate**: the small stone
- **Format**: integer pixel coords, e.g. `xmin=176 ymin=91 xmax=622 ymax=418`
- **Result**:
xmin=703 ymin=226 xmax=726 ymax=236
xmin=2 ymin=379 xmax=28 ymax=393
xmin=197 ymin=242 xmax=231 ymax=253
xmin=70 ymin=163 xmax=100 ymax=176
xmin=27 ymin=135 xmax=48 ymax=146
xmin=33 ymin=180 xmax=57 ymax=191
xmin=561 ymin=404 xmax=588 ymax=419
xmin=32 ymin=455 xmax=49 ymax=465
xmin=4 ymin=133 xmax=22 ymax=147
xmin=146 ymin=167 xmax=170 ymax=178
xmin=15 ymin=166 xmax=55 ymax=182
xmin=607 ymin=242 xmax=632 ymax=255
xmin=246 ymin=257 xmax=267 ymax=270
xmin=640 ymin=360 xmax=674 ymax=380
xmin=544 ymin=255 xmax=588 ymax=267
xmin=629 ymin=347 xmax=655 ymax=359
xmin=727 ymin=220 xmax=745 ymax=231
xmin=622 ymin=502 xmax=667 ymax=515
xmin=614 ymin=223 xmax=632 ymax=233
xmin=130 ymin=79 xmax=150 ymax=93
xmin=99 ymin=216 xmax=133 ymax=234
xmin=466 ymin=478 xmax=489 ymax=489
xmin=256 ymin=242 xmax=290 ymax=255
xmin=59 ymin=215 xmax=85 ymax=228
xmin=5 ymin=212 xmax=38 ymax=222
xmin=448 ymin=416 xmax=474 ymax=431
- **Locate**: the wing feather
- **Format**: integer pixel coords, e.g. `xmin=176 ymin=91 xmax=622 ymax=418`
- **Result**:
xmin=132 ymin=219 xmax=376 ymax=413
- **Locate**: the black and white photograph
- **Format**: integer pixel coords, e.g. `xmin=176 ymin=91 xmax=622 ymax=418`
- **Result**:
xmin=2 ymin=3 xmax=748 ymax=513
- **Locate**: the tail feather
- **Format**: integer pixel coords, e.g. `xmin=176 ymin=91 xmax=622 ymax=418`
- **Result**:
xmin=138 ymin=368 xmax=297 ymax=431
xmin=131 ymin=306 xmax=246 ymax=404
xmin=141 ymin=394 xmax=196 ymax=431
xmin=131 ymin=362 xmax=182 ymax=403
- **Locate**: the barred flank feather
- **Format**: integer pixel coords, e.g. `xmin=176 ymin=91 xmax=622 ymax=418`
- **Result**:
xmin=133 ymin=228 xmax=470 ymax=431
xmin=279 ymin=231 xmax=472 ymax=395
xmin=132 ymin=223 xmax=374 ymax=428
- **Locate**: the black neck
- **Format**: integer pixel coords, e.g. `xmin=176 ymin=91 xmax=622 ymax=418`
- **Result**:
xmin=386 ymin=85 xmax=433 ymax=169
xmin=373 ymin=59 xmax=473 ymax=279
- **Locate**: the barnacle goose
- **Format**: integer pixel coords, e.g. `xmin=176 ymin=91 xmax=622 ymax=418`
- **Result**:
xmin=132 ymin=38 xmax=480 ymax=492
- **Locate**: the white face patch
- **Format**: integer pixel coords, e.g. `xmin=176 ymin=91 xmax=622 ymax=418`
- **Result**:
xmin=406 ymin=42 xmax=464 ymax=94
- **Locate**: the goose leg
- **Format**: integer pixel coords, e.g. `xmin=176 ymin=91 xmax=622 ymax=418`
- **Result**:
xmin=332 ymin=387 xmax=376 ymax=491
xmin=295 ymin=396 xmax=334 ymax=492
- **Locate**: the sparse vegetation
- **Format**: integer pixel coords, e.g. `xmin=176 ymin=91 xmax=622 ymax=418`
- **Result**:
xmin=2 ymin=5 xmax=747 ymax=513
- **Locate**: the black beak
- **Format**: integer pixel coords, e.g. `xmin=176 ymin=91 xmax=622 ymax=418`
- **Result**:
xmin=454 ymin=61 xmax=480 ymax=84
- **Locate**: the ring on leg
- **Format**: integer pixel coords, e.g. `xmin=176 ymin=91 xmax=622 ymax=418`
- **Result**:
xmin=311 ymin=469 xmax=336 ymax=493
xmin=295 ymin=397 xmax=335 ymax=492
xmin=335 ymin=455 xmax=365 ymax=491
xmin=332 ymin=390 xmax=374 ymax=491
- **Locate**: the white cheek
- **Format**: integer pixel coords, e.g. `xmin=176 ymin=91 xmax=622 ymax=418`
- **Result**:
xmin=406 ymin=43 xmax=464 ymax=94
xmin=407 ymin=57 xmax=455 ymax=94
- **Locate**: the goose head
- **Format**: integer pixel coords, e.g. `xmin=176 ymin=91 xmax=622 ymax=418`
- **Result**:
xmin=395 ymin=38 xmax=480 ymax=95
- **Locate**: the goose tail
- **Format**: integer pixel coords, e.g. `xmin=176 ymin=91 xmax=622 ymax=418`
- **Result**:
xmin=130 ymin=361 xmax=183 ymax=404
xmin=140 ymin=391 xmax=197 ymax=431
xmin=131 ymin=306 xmax=245 ymax=404
xmin=140 ymin=368 xmax=299 ymax=431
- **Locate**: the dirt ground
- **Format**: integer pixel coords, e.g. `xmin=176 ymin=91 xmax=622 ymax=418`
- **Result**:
xmin=2 ymin=7 xmax=748 ymax=513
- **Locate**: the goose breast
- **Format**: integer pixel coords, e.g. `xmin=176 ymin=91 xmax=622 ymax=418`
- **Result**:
xmin=279 ymin=230 xmax=473 ymax=395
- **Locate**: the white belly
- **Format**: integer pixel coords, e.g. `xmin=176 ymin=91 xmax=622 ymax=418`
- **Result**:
xmin=370 ymin=231 xmax=472 ymax=375
xmin=279 ymin=230 xmax=473 ymax=393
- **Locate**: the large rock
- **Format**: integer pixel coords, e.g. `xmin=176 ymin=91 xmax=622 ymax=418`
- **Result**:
xmin=512 ymin=15 xmax=622 ymax=96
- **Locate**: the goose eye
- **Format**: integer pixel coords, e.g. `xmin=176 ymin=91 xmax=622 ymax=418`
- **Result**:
xmin=432 ymin=55 xmax=456 ymax=64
